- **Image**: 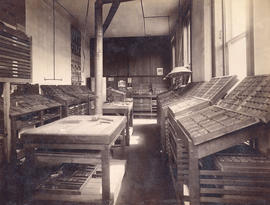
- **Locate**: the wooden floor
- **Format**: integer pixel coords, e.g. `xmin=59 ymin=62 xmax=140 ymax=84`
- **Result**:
xmin=116 ymin=119 xmax=177 ymax=205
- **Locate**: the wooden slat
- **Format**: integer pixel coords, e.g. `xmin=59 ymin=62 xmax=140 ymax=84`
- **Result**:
xmin=200 ymin=196 xmax=267 ymax=204
xmin=200 ymin=178 xmax=270 ymax=186
xmin=0 ymin=30 xmax=30 ymax=43
xmin=0 ymin=53 xmax=30 ymax=64
xmin=0 ymin=64 xmax=31 ymax=72
xmin=200 ymin=169 xmax=270 ymax=177
xmin=0 ymin=44 xmax=30 ymax=58
xmin=200 ymin=187 xmax=270 ymax=196
xmin=0 ymin=39 xmax=30 ymax=52
xmin=0 ymin=33 xmax=30 ymax=48
xmin=0 ymin=49 xmax=31 ymax=61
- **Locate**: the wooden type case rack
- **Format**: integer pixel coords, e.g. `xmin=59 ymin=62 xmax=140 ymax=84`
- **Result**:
xmin=162 ymin=76 xmax=237 ymax=156
xmin=167 ymin=75 xmax=270 ymax=205
xmin=0 ymin=94 xmax=62 ymax=160
xmin=41 ymin=85 xmax=94 ymax=117
xmin=0 ymin=23 xmax=32 ymax=83
xmin=157 ymin=82 xmax=205 ymax=155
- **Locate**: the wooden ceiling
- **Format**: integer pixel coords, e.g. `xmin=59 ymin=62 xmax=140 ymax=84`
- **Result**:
xmin=56 ymin=0 xmax=180 ymax=37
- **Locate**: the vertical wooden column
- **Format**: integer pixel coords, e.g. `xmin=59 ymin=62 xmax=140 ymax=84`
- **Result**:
xmin=3 ymin=82 xmax=11 ymax=163
xmin=102 ymin=146 xmax=110 ymax=205
xmin=188 ymin=143 xmax=200 ymax=205
xmin=95 ymin=0 xmax=103 ymax=115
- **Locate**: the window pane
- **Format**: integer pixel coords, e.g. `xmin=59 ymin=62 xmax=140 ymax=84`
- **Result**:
xmin=224 ymin=0 xmax=248 ymax=40
xmin=231 ymin=0 xmax=247 ymax=37
xmin=228 ymin=37 xmax=247 ymax=80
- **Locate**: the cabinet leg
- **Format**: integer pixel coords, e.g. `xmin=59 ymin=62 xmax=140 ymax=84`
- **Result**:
xmin=102 ymin=147 xmax=110 ymax=205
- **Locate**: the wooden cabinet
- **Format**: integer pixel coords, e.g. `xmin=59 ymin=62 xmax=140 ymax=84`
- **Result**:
xmin=132 ymin=94 xmax=157 ymax=118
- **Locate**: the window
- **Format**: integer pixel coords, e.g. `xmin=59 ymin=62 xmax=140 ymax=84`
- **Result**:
xmin=183 ymin=20 xmax=191 ymax=66
xmin=223 ymin=0 xmax=252 ymax=79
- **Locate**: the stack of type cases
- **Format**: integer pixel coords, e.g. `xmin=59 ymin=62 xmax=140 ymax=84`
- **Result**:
xmin=41 ymin=85 xmax=94 ymax=117
xmin=0 ymin=94 xmax=62 ymax=159
xmin=166 ymin=75 xmax=270 ymax=204
xmin=37 ymin=163 xmax=97 ymax=195
xmin=197 ymin=153 xmax=270 ymax=203
xmin=164 ymin=76 xmax=237 ymax=157
xmin=107 ymin=87 xmax=126 ymax=102
xmin=157 ymin=82 xmax=206 ymax=155
xmin=0 ymin=23 xmax=32 ymax=82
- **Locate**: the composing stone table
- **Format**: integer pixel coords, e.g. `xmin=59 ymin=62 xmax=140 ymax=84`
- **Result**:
xmin=21 ymin=115 xmax=127 ymax=205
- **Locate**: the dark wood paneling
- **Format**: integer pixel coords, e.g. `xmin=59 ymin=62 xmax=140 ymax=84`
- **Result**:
xmin=90 ymin=37 xmax=171 ymax=77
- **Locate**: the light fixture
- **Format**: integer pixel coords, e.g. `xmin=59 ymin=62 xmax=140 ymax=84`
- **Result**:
xmin=165 ymin=65 xmax=191 ymax=79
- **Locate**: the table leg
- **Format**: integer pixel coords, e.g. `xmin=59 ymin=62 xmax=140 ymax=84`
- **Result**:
xmin=120 ymin=129 xmax=126 ymax=156
xmin=102 ymin=147 xmax=110 ymax=205
xmin=130 ymin=109 xmax=133 ymax=127
xmin=126 ymin=112 xmax=130 ymax=146
xmin=188 ymin=143 xmax=200 ymax=205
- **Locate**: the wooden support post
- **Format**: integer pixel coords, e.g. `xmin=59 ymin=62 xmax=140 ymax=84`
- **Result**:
xmin=102 ymin=146 xmax=110 ymax=205
xmin=95 ymin=0 xmax=103 ymax=115
xmin=125 ymin=111 xmax=130 ymax=146
xmin=3 ymin=82 xmax=11 ymax=163
xmin=103 ymin=0 xmax=120 ymax=34
xmin=188 ymin=143 xmax=200 ymax=205
xmin=177 ymin=139 xmax=184 ymax=203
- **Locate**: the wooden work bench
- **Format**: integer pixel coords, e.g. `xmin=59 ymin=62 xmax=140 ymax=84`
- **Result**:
xmin=21 ymin=115 xmax=127 ymax=205
xmin=102 ymin=101 xmax=133 ymax=146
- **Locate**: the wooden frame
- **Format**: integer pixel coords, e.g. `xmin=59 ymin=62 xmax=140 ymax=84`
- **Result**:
xmin=21 ymin=115 xmax=127 ymax=205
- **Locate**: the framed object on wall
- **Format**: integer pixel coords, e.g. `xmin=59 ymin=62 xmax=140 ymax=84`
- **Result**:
xmin=157 ymin=67 xmax=163 ymax=76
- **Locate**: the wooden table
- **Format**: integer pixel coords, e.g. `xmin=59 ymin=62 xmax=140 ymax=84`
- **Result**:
xmin=103 ymin=101 xmax=133 ymax=146
xmin=21 ymin=115 xmax=127 ymax=205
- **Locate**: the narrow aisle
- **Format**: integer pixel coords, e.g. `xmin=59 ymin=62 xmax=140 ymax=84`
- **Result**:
xmin=116 ymin=119 xmax=177 ymax=205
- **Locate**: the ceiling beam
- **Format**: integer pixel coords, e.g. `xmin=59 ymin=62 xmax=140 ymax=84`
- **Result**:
xmin=103 ymin=0 xmax=120 ymax=33
xmin=102 ymin=0 xmax=134 ymax=4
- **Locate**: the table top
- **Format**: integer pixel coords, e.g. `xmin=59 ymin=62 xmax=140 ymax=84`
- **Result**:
xmin=21 ymin=115 xmax=127 ymax=145
xmin=103 ymin=102 xmax=133 ymax=112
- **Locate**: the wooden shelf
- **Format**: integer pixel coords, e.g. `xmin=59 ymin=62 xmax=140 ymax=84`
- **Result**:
xmin=32 ymin=160 xmax=126 ymax=205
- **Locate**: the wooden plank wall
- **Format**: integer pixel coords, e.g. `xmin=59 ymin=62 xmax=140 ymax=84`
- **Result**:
xmin=90 ymin=37 xmax=171 ymax=89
